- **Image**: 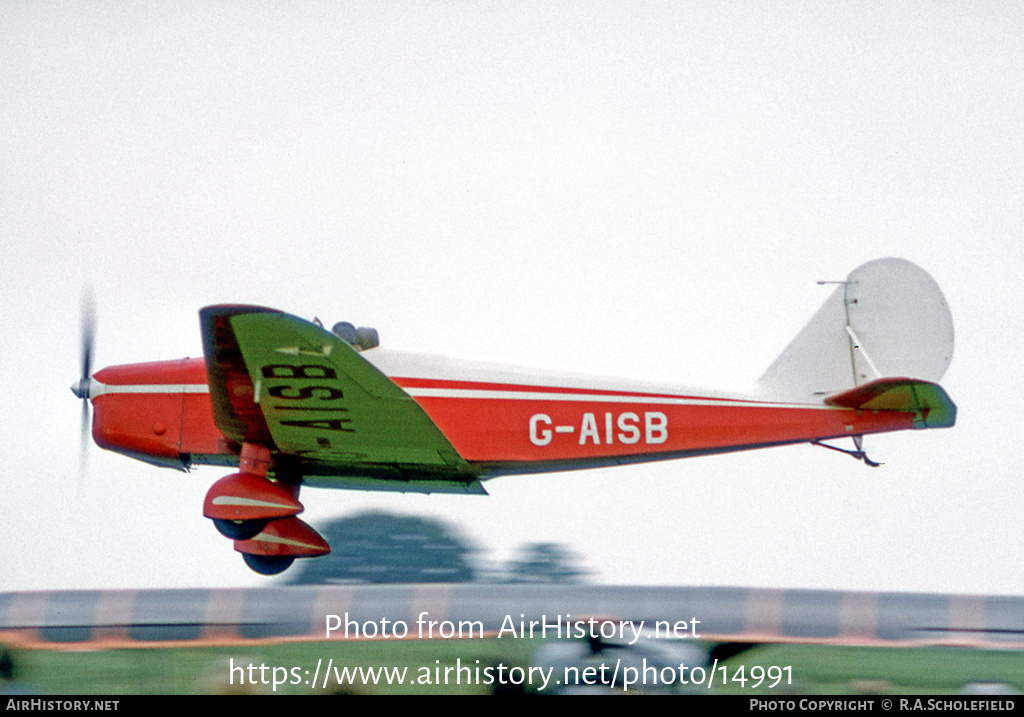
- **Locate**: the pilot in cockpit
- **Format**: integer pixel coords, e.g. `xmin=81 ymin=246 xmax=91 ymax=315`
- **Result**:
xmin=331 ymin=321 xmax=379 ymax=352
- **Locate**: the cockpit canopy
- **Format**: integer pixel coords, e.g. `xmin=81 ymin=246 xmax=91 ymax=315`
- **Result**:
xmin=331 ymin=321 xmax=379 ymax=351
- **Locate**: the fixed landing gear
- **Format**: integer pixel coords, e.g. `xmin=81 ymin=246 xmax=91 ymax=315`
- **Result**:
xmin=243 ymin=553 xmax=296 ymax=576
xmin=212 ymin=518 xmax=268 ymax=541
xmin=203 ymin=443 xmax=331 ymax=574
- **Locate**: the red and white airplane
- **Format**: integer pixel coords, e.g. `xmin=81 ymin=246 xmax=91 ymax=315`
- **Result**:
xmin=72 ymin=258 xmax=955 ymax=575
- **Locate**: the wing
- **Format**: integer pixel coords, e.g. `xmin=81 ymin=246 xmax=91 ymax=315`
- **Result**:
xmin=200 ymin=305 xmax=467 ymax=475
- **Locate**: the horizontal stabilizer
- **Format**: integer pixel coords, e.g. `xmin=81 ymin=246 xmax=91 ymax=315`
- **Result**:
xmin=825 ymin=377 xmax=956 ymax=429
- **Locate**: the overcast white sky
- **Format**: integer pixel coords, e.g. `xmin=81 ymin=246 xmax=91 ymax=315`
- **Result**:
xmin=2 ymin=2 xmax=1022 ymax=596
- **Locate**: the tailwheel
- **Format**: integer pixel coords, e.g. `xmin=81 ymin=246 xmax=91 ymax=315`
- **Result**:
xmin=811 ymin=435 xmax=883 ymax=467
xmin=213 ymin=518 xmax=268 ymax=541
xmin=242 ymin=553 xmax=295 ymax=576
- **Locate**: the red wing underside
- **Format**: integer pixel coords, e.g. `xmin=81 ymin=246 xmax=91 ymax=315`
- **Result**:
xmin=200 ymin=306 xmax=279 ymax=445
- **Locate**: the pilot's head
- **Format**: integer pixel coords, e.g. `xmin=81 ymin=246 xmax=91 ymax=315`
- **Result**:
xmin=331 ymin=321 xmax=359 ymax=346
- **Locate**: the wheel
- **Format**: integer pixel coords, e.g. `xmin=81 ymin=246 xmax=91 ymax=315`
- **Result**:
xmin=212 ymin=518 xmax=267 ymax=540
xmin=242 ymin=553 xmax=295 ymax=575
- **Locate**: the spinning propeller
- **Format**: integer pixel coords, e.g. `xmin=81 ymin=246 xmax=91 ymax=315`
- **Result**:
xmin=71 ymin=292 xmax=96 ymax=470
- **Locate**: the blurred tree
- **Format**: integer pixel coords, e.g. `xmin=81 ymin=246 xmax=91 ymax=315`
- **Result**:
xmin=286 ymin=511 xmax=477 ymax=585
xmin=506 ymin=542 xmax=588 ymax=583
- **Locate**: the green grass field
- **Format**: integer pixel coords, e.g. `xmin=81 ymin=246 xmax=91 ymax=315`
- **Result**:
xmin=4 ymin=640 xmax=1022 ymax=695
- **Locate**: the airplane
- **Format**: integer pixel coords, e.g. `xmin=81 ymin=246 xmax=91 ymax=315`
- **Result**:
xmin=70 ymin=258 xmax=956 ymax=575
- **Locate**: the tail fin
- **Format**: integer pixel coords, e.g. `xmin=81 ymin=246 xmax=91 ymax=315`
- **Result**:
xmin=758 ymin=258 xmax=955 ymax=407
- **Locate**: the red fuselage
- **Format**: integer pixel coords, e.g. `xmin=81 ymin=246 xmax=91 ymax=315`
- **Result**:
xmin=91 ymin=352 xmax=918 ymax=481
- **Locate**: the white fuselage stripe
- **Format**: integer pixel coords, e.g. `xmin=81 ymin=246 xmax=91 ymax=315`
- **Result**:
xmin=401 ymin=386 xmax=826 ymax=409
xmin=91 ymin=379 xmax=828 ymax=410
xmin=89 ymin=381 xmax=209 ymax=398
xmin=105 ymin=385 xmax=210 ymax=393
